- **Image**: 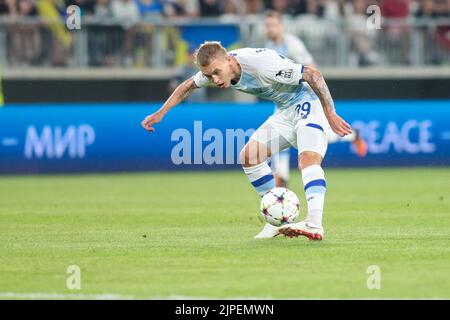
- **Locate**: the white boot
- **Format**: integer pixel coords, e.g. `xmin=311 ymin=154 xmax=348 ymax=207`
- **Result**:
xmin=254 ymin=223 xmax=280 ymax=239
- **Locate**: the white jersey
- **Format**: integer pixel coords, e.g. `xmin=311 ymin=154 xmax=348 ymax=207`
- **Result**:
xmin=192 ymin=48 xmax=318 ymax=110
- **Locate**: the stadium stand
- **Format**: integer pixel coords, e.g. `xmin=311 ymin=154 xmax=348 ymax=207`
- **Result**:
xmin=0 ymin=0 xmax=448 ymax=68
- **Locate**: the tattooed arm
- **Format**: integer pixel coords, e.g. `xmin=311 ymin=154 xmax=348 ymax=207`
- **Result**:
xmin=141 ymin=77 xmax=197 ymax=133
xmin=302 ymin=66 xmax=352 ymax=137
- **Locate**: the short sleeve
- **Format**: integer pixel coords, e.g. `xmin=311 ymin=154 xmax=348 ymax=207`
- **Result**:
xmin=259 ymin=52 xmax=304 ymax=86
xmin=192 ymin=71 xmax=210 ymax=88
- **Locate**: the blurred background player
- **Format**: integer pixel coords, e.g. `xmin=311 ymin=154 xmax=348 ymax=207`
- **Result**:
xmin=264 ymin=10 xmax=368 ymax=188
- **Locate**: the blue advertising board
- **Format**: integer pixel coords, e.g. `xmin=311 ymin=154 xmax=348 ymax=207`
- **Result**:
xmin=0 ymin=101 xmax=449 ymax=174
xmin=179 ymin=24 xmax=240 ymax=50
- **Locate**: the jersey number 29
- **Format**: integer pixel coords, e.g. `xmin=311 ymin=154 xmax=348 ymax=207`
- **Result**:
xmin=295 ymin=102 xmax=311 ymax=119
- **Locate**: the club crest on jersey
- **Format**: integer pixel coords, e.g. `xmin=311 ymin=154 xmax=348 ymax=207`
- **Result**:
xmin=275 ymin=69 xmax=293 ymax=79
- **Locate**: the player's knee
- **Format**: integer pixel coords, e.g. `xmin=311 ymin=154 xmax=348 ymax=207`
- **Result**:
xmin=240 ymin=147 xmax=258 ymax=167
xmin=298 ymin=151 xmax=322 ymax=170
xmin=240 ymin=141 xmax=269 ymax=167
xmin=239 ymin=146 xmax=251 ymax=167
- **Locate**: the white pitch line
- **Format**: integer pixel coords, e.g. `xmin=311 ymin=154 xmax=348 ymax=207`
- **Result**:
xmin=0 ymin=292 xmax=135 ymax=300
xmin=0 ymin=292 xmax=446 ymax=300
xmin=0 ymin=292 xmax=273 ymax=300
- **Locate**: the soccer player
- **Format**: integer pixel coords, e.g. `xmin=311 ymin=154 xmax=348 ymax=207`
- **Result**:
xmin=265 ymin=10 xmax=367 ymax=188
xmin=141 ymin=41 xmax=352 ymax=241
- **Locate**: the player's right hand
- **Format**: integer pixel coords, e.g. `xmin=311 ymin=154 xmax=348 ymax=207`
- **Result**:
xmin=327 ymin=112 xmax=352 ymax=137
xmin=141 ymin=112 xmax=164 ymax=133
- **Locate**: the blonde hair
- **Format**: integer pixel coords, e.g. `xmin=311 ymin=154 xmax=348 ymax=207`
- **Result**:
xmin=194 ymin=41 xmax=228 ymax=67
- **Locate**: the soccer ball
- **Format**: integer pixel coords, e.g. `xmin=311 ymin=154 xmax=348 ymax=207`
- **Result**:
xmin=260 ymin=187 xmax=300 ymax=227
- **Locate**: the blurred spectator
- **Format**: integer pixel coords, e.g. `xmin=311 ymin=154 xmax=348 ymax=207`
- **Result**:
xmin=435 ymin=0 xmax=450 ymax=53
xmin=5 ymin=0 xmax=42 ymax=66
xmin=88 ymin=0 xmax=115 ymax=66
xmin=381 ymin=0 xmax=411 ymax=64
xmin=134 ymin=0 xmax=164 ymax=68
xmin=415 ymin=0 xmax=437 ymax=17
xmin=434 ymin=0 xmax=450 ymax=16
xmin=244 ymin=0 xmax=264 ymax=14
xmin=93 ymin=0 xmax=111 ymax=18
xmin=164 ymin=0 xmax=201 ymax=17
xmin=17 ymin=0 xmax=41 ymax=64
xmin=112 ymin=0 xmax=139 ymax=22
xmin=267 ymin=0 xmax=289 ymax=14
xmin=36 ymin=0 xmax=73 ymax=66
xmin=199 ymin=0 xmax=222 ymax=16
xmin=344 ymin=0 xmax=383 ymax=66
xmin=381 ymin=0 xmax=410 ymax=19
xmin=266 ymin=0 xmax=344 ymax=17
xmin=222 ymin=0 xmax=240 ymax=16
xmin=0 ymin=0 xmax=14 ymax=15
xmin=289 ymin=0 xmax=309 ymax=15
xmin=164 ymin=0 xmax=185 ymax=17
xmin=111 ymin=0 xmax=142 ymax=28
xmin=381 ymin=0 xmax=410 ymax=37
xmin=414 ymin=0 xmax=443 ymax=64
xmin=182 ymin=0 xmax=200 ymax=16
xmin=306 ymin=0 xmax=320 ymax=15
xmin=65 ymin=0 xmax=95 ymax=16
xmin=318 ymin=0 xmax=343 ymax=19
xmin=135 ymin=0 xmax=163 ymax=18
xmin=1 ymin=0 xmax=17 ymax=66
xmin=111 ymin=0 xmax=139 ymax=66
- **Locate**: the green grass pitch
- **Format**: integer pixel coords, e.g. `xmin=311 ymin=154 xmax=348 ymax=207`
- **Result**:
xmin=0 ymin=168 xmax=449 ymax=299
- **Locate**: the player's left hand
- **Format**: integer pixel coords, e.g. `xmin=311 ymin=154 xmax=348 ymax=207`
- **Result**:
xmin=327 ymin=112 xmax=352 ymax=137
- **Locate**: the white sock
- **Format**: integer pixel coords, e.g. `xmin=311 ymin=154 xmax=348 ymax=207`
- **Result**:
xmin=243 ymin=162 xmax=275 ymax=196
xmin=301 ymin=164 xmax=326 ymax=228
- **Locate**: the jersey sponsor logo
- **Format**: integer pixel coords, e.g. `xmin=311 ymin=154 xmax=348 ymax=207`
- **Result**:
xmin=275 ymin=69 xmax=293 ymax=79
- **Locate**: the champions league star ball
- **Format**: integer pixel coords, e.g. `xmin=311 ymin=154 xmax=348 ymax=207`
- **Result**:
xmin=260 ymin=187 xmax=300 ymax=227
